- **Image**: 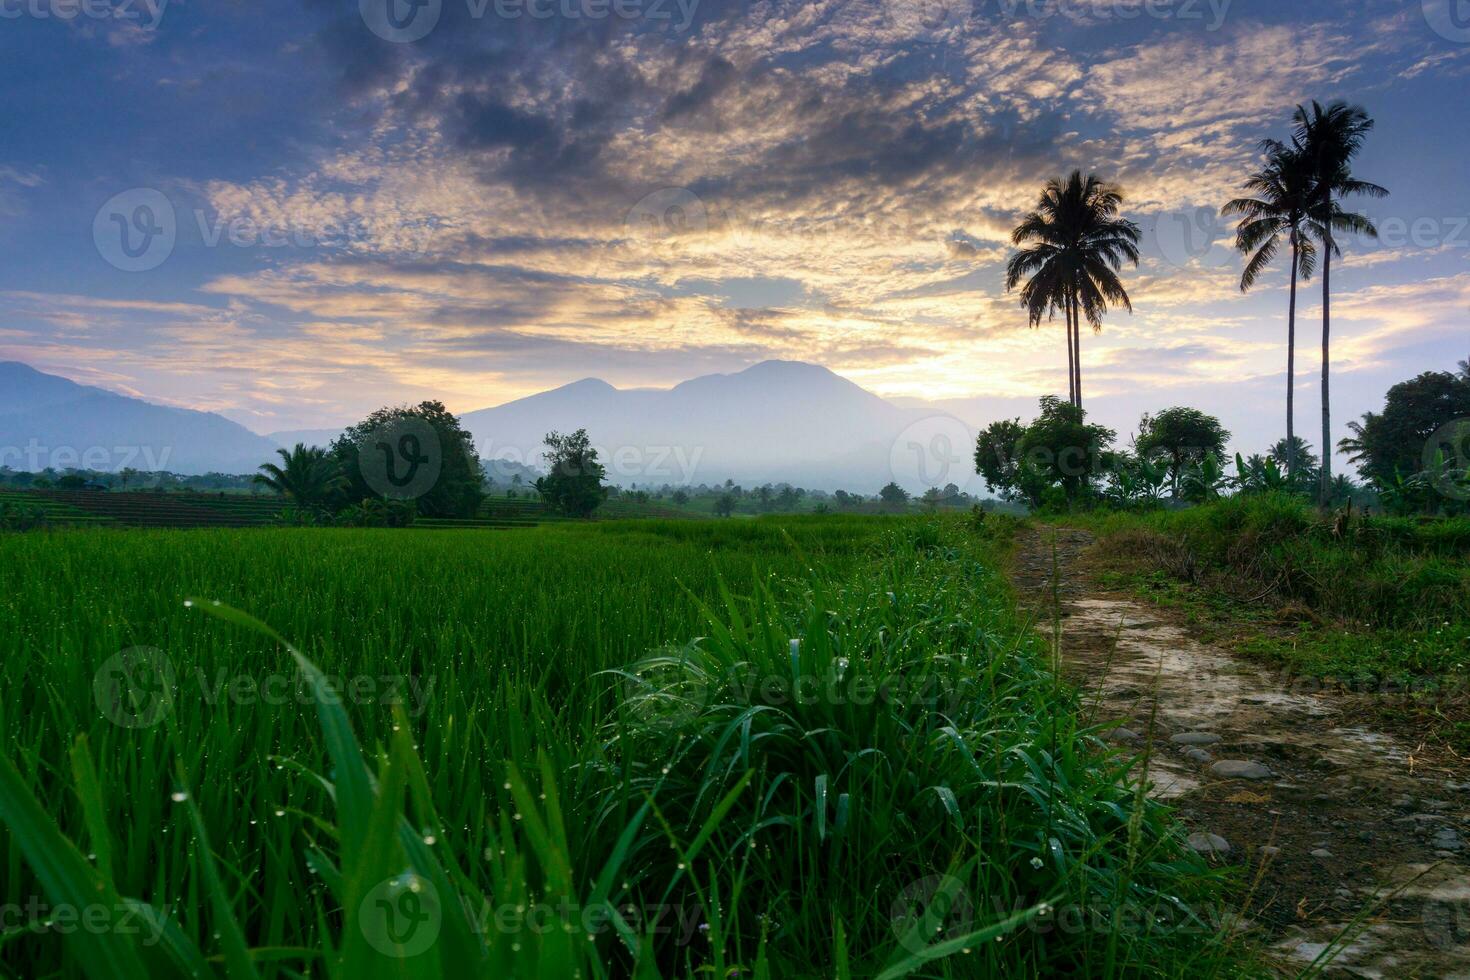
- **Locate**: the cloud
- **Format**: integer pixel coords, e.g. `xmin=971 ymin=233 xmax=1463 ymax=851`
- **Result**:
xmin=3 ymin=0 xmax=1462 ymax=443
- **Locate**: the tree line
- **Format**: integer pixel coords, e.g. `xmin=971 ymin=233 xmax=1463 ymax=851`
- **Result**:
xmin=254 ymin=405 xmax=615 ymax=523
xmin=974 ymin=358 xmax=1470 ymax=515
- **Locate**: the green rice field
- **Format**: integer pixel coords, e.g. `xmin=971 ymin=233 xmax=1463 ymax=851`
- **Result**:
xmin=0 ymin=516 xmax=1234 ymax=978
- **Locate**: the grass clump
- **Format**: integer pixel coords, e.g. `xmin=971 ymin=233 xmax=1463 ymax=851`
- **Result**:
xmin=599 ymin=522 xmax=1225 ymax=976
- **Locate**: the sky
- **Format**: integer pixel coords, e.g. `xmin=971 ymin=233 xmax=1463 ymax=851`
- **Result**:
xmin=0 ymin=0 xmax=1466 ymax=467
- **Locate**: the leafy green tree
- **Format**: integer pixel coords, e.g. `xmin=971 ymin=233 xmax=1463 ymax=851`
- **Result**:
xmin=533 ymin=428 xmax=607 ymax=517
xmin=973 ymin=418 xmax=1026 ymax=500
xmin=1340 ymin=370 xmax=1470 ymax=495
xmin=1005 ymin=171 xmax=1140 ymax=407
xmin=1225 ymin=141 xmax=1317 ymax=478
xmin=254 ymin=444 xmax=347 ymax=512
xmin=332 ymin=401 xmax=484 ymax=518
xmin=1134 ymin=407 xmax=1231 ymax=498
xmin=878 ymin=482 xmax=909 ymax=508
xmin=1293 ymin=100 xmax=1388 ymax=497
xmin=713 ymin=492 xmax=736 ymax=517
xmin=1015 ymin=396 xmax=1115 ymax=507
xmin=671 ymin=489 xmax=690 ymax=506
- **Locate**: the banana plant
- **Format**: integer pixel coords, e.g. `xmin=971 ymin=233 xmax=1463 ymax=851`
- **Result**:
xmin=1181 ymin=454 xmax=1227 ymax=502
xmin=1234 ymin=453 xmax=1289 ymax=495
xmin=1137 ymin=454 xmax=1169 ymax=502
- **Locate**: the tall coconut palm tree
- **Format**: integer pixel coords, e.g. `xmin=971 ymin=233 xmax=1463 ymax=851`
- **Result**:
xmin=1006 ymin=189 xmax=1075 ymax=404
xmin=254 ymin=444 xmax=346 ymax=511
xmin=1292 ymin=100 xmax=1388 ymax=499
xmin=1223 ymin=140 xmax=1317 ymax=480
xmin=1006 ymin=170 xmax=1140 ymax=408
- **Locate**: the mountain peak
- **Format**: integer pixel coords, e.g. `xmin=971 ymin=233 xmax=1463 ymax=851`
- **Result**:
xmin=1 ymin=360 xmax=58 ymax=379
xmin=564 ymin=377 xmax=616 ymax=392
xmin=741 ymin=359 xmax=829 ymax=374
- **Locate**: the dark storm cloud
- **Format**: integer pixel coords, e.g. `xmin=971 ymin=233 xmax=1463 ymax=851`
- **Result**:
xmin=660 ymin=55 xmax=740 ymax=120
xmin=305 ymin=1 xmax=1078 ymax=218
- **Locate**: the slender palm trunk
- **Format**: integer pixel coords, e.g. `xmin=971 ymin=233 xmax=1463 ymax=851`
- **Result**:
xmin=1286 ymin=231 xmax=1299 ymax=480
xmin=1320 ymin=239 xmax=1332 ymax=502
xmin=1070 ymin=296 xmax=1081 ymax=408
xmin=1071 ymin=290 xmax=1083 ymax=409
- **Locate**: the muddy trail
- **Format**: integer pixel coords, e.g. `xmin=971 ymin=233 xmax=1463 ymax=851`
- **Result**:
xmin=1011 ymin=526 xmax=1470 ymax=978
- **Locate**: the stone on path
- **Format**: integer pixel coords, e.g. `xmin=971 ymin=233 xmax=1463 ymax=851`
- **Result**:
xmin=1210 ymin=759 xmax=1273 ymax=780
xmin=1430 ymin=827 xmax=1464 ymax=852
xmin=1171 ymin=732 xmax=1222 ymax=746
xmin=1183 ymin=748 xmax=1213 ymax=764
xmin=1188 ymin=832 xmax=1231 ymax=856
xmin=1108 ymin=727 xmax=1140 ymax=743
xmin=1310 ymin=848 xmax=1333 ymax=859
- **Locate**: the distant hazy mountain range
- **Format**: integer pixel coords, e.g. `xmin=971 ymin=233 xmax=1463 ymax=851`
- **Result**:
xmin=458 ymin=360 xmax=924 ymax=490
xmin=0 ymin=361 xmax=281 ymax=475
xmin=2 ymin=360 xmax=1002 ymax=492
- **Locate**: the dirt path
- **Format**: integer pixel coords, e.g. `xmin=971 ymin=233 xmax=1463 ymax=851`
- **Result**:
xmin=1012 ymin=526 xmax=1470 ymax=978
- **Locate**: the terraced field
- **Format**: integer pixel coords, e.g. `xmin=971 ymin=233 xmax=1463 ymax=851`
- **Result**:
xmin=1 ymin=490 xmax=283 ymax=528
xmin=2 ymin=490 xmax=699 ymax=530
